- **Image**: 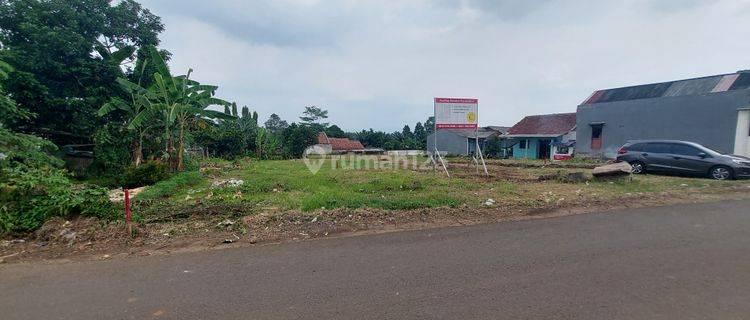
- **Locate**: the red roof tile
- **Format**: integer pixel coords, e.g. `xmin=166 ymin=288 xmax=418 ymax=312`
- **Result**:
xmin=507 ymin=113 xmax=576 ymax=136
xmin=328 ymin=138 xmax=364 ymax=150
xmin=317 ymin=132 xmax=329 ymax=144
xmin=317 ymin=132 xmax=365 ymax=150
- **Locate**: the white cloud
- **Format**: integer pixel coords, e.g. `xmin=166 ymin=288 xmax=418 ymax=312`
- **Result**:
xmin=141 ymin=0 xmax=750 ymax=131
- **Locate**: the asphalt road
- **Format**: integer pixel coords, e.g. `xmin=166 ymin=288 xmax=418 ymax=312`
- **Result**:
xmin=2 ymin=200 xmax=750 ymax=319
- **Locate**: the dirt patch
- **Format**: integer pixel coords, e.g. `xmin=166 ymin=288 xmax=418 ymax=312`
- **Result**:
xmin=3 ymin=183 xmax=750 ymax=265
xmin=108 ymin=187 xmax=146 ymax=202
xmin=448 ymin=162 xmax=543 ymax=182
xmin=476 ymin=159 xmax=603 ymax=169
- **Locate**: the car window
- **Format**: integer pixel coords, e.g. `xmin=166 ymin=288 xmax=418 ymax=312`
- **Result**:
xmin=628 ymin=143 xmax=644 ymax=152
xmin=670 ymin=144 xmax=703 ymax=156
xmin=643 ymin=143 xmax=670 ymax=153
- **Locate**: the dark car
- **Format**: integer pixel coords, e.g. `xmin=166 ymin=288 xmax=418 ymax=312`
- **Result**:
xmin=615 ymin=140 xmax=750 ymax=180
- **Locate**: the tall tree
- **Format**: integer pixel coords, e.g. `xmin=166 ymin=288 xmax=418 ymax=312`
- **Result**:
xmin=0 ymin=59 xmax=30 ymax=128
xmin=281 ymin=123 xmax=316 ymax=158
xmin=255 ymin=127 xmax=267 ymax=159
xmin=300 ymin=106 xmax=329 ymax=129
xmin=401 ymin=125 xmax=413 ymax=139
xmin=0 ymin=0 xmax=164 ymax=144
xmin=414 ymin=122 xmax=427 ymax=140
xmin=97 ymin=77 xmax=154 ymax=166
xmin=264 ymin=113 xmax=289 ymax=135
xmin=237 ymin=107 xmax=258 ymax=154
xmin=130 ymin=45 xmax=171 ymax=89
xmin=424 ymin=116 xmax=435 ymax=135
xmin=138 ymin=46 xmax=232 ymax=170
xmin=413 ymin=122 xmax=426 ymax=147
xmin=325 ymin=125 xmax=347 ymax=138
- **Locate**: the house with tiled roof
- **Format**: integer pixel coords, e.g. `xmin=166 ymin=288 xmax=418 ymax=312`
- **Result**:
xmin=315 ymin=132 xmax=366 ymax=154
xmin=577 ymin=70 xmax=750 ymax=157
xmin=505 ymin=113 xmax=577 ymax=159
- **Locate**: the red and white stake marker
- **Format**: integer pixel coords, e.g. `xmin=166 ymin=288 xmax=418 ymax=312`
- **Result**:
xmin=124 ymin=188 xmax=132 ymax=236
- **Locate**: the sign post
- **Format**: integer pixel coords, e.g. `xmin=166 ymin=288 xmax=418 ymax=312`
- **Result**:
xmin=124 ymin=188 xmax=132 ymax=236
xmin=433 ymin=97 xmax=488 ymax=177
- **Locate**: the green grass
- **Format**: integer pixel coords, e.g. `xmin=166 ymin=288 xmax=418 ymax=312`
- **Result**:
xmin=231 ymin=160 xmax=480 ymax=211
xmin=132 ymin=158 xmax=749 ymax=219
xmin=135 ymin=171 xmax=205 ymax=201
xmin=133 ymin=158 xmax=521 ymax=217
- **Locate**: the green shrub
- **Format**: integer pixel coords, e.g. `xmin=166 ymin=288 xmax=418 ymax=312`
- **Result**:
xmin=122 ymin=160 xmax=171 ymax=188
xmin=0 ymin=166 xmax=116 ymax=235
xmin=89 ymin=123 xmax=132 ymax=173
xmin=135 ymin=171 xmax=203 ymax=201
xmin=0 ymin=127 xmax=63 ymax=169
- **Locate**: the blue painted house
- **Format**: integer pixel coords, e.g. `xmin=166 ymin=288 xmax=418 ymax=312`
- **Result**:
xmin=505 ymin=113 xmax=577 ymax=160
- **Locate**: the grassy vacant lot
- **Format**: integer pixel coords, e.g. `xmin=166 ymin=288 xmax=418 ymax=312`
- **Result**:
xmin=135 ymin=158 xmax=508 ymax=215
xmin=5 ymin=157 xmax=750 ymax=263
xmin=133 ymin=157 xmax=748 ymax=221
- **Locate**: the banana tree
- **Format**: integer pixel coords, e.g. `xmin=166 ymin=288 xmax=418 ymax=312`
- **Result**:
xmin=98 ymin=55 xmax=160 ymax=167
xmin=146 ymin=46 xmax=233 ymax=171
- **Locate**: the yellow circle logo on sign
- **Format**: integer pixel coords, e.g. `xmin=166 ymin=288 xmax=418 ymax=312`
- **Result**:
xmin=467 ymin=112 xmax=477 ymax=123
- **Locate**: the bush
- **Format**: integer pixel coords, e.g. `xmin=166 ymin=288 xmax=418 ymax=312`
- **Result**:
xmin=122 ymin=160 xmax=171 ymax=188
xmin=484 ymin=136 xmax=503 ymax=158
xmin=0 ymin=166 xmax=116 ymax=235
xmin=0 ymin=127 xmax=64 ymax=169
xmin=134 ymin=171 xmax=203 ymax=201
xmin=90 ymin=123 xmax=131 ymax=173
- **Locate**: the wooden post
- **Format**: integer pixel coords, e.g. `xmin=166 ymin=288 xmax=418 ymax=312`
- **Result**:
xmin=124 ymin=188 xmax=132 ymax=236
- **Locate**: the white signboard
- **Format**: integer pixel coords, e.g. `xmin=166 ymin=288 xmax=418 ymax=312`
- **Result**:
xmin=434 ymin=97 xmax=478 ymax=129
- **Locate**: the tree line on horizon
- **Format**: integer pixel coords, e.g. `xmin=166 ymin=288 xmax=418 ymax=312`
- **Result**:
xmin=0 ymin=0 xmax=441 ymax=234
xmin=0 ymin=0 xmax=435 ymax=173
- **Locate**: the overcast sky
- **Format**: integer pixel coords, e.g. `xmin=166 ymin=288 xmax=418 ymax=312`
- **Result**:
xmin=140 ymin=0 xmax=750 ymax=132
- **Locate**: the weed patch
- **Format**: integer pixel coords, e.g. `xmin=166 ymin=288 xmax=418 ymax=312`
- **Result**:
xmin=130 ymin=159 xmax=749 ymax=221
xmin=135 ymin=171 xmax=204 ymax=201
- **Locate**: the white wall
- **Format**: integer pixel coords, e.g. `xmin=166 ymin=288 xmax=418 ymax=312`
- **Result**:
xmin=734 ymin=109 xmax=750 ymax=156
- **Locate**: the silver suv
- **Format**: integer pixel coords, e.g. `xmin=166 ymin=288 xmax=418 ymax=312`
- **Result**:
xmin=615 ymin=140 xmax=750 ymax=180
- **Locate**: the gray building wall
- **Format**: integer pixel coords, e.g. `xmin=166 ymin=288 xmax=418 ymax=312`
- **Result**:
xmin=426 ymin=131 xmax=468 ymax=155
xmin=576 ymin=89 xmax=750 ymax=158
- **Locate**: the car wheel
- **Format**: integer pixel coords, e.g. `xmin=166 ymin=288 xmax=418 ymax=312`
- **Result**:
xmin=630 ymin=161 xmax=646 ymax=174
xmin=709 ymin=166 xmax=733 ymax=180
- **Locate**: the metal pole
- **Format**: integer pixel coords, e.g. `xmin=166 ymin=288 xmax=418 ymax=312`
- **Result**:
xmin=475 ymin=128 xmax=480 ymax=173
xmin=438 ymin=152 xmax=450 ymax=178
xmin=434 ymin=98 xmax=450 ymax=178
xmin=433 ymin=100 xmax=437 ymax=173
xmin=477 ymin=137 xmax=489 ymax=176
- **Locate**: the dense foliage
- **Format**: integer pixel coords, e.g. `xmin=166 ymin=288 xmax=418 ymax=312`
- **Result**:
xmin=0 ymin=166 xmax=115 ymax=235
xmin=350 ymin=116 xmax=434 ymax=150
xmin=122 ymin=160 xmax=170 ymax=188
xmin=0 ymin=0 xmax=438 ymax=234
xmin=0 ymin=0 xmax=164 ymax=145
xmin=0 ymin=127 xmax=63 ymax=169
xmin=281 ymin=123 xmax=318 ymax=158
xmin=98 ymin=45 xmax=233 ymax=171
xmin=0 ymin=56 xmax=115 ymax=235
